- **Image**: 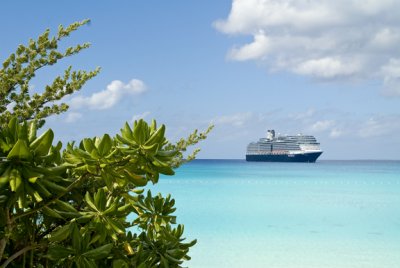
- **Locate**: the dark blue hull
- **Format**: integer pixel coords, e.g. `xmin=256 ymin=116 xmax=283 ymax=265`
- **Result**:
xmin=246 ymin=152 xmax=322 ymax=163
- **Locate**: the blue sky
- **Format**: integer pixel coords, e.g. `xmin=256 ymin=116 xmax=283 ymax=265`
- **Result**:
xmin=1 ymin=0 xmax=400 ymax=160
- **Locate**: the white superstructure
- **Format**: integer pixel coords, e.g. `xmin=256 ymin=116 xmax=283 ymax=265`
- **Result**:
xmin=246 ymin=130 xmax=322 ymax=155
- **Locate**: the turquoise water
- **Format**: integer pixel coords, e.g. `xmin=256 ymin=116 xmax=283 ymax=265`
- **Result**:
xmin=148 ymin=160 xmax=400 ymax=268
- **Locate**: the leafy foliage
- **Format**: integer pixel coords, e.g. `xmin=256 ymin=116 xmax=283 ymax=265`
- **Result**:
xmin=0 ymin=20 xmax=213 ymax=267
xmin=0 ymin=19 xmax=100 ymax=128
xmin=0 ymin=117 xmax=211 ymax=267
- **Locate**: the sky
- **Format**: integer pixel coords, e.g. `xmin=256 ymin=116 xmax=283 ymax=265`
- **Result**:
xmin=1 ymin=0 xmax=400 ymax=160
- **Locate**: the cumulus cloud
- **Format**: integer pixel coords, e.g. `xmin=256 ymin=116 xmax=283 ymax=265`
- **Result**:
xmin=307 ymin=120 xmax=343 ymax=138
xmin=211 ymin=112 xmax=253 ymax=127
xmin=381 ymin=58 xmax=400 ymax=96
xmin=289 ymin=108 xmax=315 ymax=121
xmin=357 ymin=115 xmax=400 ymax=138
xmin=294 ymin=57 xmax=361 ymax=79
xmin=215 ymin=0 xmax=400 ymax=94
xmin=65 ymin=112 xmax=83 ymax=123
xmin=310 ymin=120 xmax=335 ymax=132
xmin=307 ymin=114 xmax=400 ymax=139
xmin=70 ymin=79 xmax=147 ymax=110
xmin=229 ymin=32 xmax=271 ymax=61
xmin=329 ymin=128 xmax=343 ymax=138
xmin=209 ymin=108 xmax=400 ymax=139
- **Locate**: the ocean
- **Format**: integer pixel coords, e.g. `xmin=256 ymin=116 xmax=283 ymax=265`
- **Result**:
xmin=147 ymin=160 xmax=400 ymax=268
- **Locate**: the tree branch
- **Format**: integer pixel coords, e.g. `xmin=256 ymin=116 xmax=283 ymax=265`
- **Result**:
xmin=0 ymin=244 xmax=36 ymax=268
xmin=0 ymin=239 xmax=6 ymax=263
xmin=0 ymin=209 xmax=13 ymax=262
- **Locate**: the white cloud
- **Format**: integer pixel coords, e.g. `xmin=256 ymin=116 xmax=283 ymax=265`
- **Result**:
xmin=358 ymin=118 xmax=384 ymax=138
xmin=289 ymin=108 xmax=315 ymax=121
xmin=211 ymin=112 xmax=253 ymax=127
xmin=199 ymin=109 xmax=400 ymax=159
xmin=294 ymin=57 xmax=360 ymax=79
xmin=131 ymin=111 xmax=151 ymax=122
xmin=329 ymin=128 xmax=343 ymax=138
xmin=70 ymin=79 xmax=147 ymax=110
xmin=310 ymin=120 xmax=335 ymax=132
xmin=215 ymin=0 xmax=400 ymax=94
xmin=229 ymin=32 xmax=271 ymax=61
xmin=307 ymin=120 xmax=344 ymax=138
xmin=65 ymin=112 xmax=82 ymax=123
xmin=381 ymin=58 xmax=400 ymax=96
xmin=369 ymin=28 xmax=400 ymax=49
xmin=357 ymin=115 xmax=400 ymax=138
xmin=214 ymin=0 xmax=343 ymax=34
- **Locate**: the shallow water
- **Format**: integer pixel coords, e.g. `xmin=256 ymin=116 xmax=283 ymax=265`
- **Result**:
xmin=147 ymin=160 xmax=400 ymax=268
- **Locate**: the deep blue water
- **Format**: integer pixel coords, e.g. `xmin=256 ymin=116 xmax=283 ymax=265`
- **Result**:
xmin=147 ymin=160 xmax=400 ymax=268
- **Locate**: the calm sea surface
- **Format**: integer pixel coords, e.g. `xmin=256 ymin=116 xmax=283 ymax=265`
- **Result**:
xmin=147 ymin=160 xmax=400 ymax=268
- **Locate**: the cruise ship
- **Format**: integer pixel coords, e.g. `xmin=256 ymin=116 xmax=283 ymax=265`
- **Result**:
xmin=246 ymin=130 xmax=322 ymax=162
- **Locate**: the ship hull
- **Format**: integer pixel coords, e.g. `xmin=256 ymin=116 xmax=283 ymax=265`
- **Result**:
xmin=246 ymin=151 xmax=322 ymax=163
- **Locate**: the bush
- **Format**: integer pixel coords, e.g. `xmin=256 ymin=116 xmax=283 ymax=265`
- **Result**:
xmin=0 ymin=19 xmax=212 ymax=267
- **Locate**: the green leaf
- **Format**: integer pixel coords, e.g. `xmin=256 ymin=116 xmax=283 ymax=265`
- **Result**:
xmin=28 ymin=120 xmax=37 ymax=142
xmin=133 ymin=119 xmax=146 ymax=145
xmin=144 ymin=124 xmax=165 ymax=146
xmin=85 ymin=192 xmax=98 ymax=211
xmin=9 ymin=169 xmax=22 ymax=192
xmin=97 ymin=134 xmax=112 ymax=156
xmin=102 ymin=172 xmax=113 ymax=191
xmin=107 ymin=218 xmax=125 ymax=234
xmin=42 ymin=206 xmax=63 ymax=219
xmin=161 ymin=256 xmax=170 ymax=268
xmin=76 ymin=213 xmax=94 ymax=223
xmin=71 ymin=223 xmax=82 ymax=252
xmin=49 ymin=224 xmax=70 ymax=242
xmin=142 ymin=143 xmax=159 ymax=155
xmin=76 ymin=257 xmax=97 ymax=268
xmin=165 ymin=253 xmax=184 ymax=264
xmin=55 ymin=199 xmax=78 ymax=212
xmin=40 ymin=179 xmax=67 ymax=193
xmin=129 ymin=175 xmax=148 ymax=187
xmin=103 ymin=201 xmax=118 ymax=215
xmin=39 ymin=164 xmax=69 ymax=176
xmin=137 ymin=262 xmax=147 ymax=268
xmin=82 ymin=243 xmax=113 ymax=260
xmin=18 ymin=121 xmax=29 ymax=140
xmin=113 ymin=259 xmax=129 ymax=268
xmin=94 ymin=188 xmax=106 ymax=211
xmin=156 ymin=166 xmax=175 ymax=176
xmin=82 ymin=138 xmax=95 ymax=153
xmin=115 ymin=134 xmax=136 ymax=146
xmin=156 ymin=149 xmax=178 ymax=157
xmin=31 ymin=181 xmax=52 ymax=197
xmin=0 ymin=138 xmax=12 ymax=152
xmin=7 ymin=139 xmax=32 ymax=160
xmin=149 ymin=119 xmax=157 ymax=133
xmin=0 ymin=166 xmax=12 ymax=188
xmin=8 ymin=117 xmax=18 ymax=139
xmin=47 ymin=245 xmax=74 ymax=260
xmin=56 ymin=210 xmax=82 ymax=218
xmin=30 ymin=129 xmax=54 ymax=156
xmin=121 ymin=122 xmax=133 ymax=140
xmin=20 ymin=166 xmax=42 ymax=182
xmin=123 ymin=169 xmax=148 ymax=187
